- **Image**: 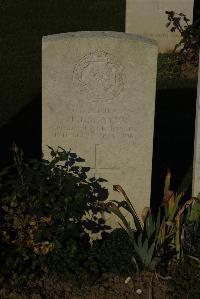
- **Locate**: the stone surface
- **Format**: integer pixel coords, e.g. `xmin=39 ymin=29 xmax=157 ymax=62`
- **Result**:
xmin=126 ymin=0 xmax=194 ymax=53
xmin=192 ymin=52 xmax=200 ymax=197
xmin=42 ymin=31 xmax=158 ymax=229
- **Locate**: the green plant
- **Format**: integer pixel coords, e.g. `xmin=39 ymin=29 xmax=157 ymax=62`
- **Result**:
xmin=165 ymin=10 xmax=200 ymax=66
xmin=101 ymin=185 xmax=162 ymax=272
xmin=159 ymin=170 xmax=200 ymax=260
xmin=100 ymin=170 xmax=200 ymax=273
xmin=0 ymin=144 xmax=109 ymax=289
xmin=87 ymin=228 xmax=136 ymax=277
xmin=183 ymin=199 xmax=200 ymax=258
xmin=167 ymin=256 xmax=200 ymax=299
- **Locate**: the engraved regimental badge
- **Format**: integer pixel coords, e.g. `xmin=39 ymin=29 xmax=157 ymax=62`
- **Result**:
xmin=73 ymin=50 xmax=125 ymax=100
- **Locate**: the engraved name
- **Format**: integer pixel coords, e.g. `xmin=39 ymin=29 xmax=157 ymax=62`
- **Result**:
xmin=52 ymin=113 xmax=134 ymax=142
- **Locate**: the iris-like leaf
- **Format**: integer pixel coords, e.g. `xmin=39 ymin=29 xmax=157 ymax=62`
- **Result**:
xmin=168 ymin=192 xmax=183 ymax=222
xmin=107 ymin=205 xmax=134 ymax=242
xmin=113 ymin=185 xmax=143 ymax=232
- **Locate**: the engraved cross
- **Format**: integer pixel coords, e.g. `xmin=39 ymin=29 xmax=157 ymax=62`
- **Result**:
xmin=90 ymin=144 xmax=120 ymax=174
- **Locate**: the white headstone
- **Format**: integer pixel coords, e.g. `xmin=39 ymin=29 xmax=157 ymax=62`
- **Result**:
xmin=126 ymin=0 xmax=194 ymax=53
xmin=42 ymin=31 xmax=158 ymax=228
xmin=192 ymin=52 xmax=200 ymax=197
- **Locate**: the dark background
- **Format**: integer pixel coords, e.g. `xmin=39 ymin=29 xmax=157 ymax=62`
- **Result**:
xmin=0 ymin=0 xmax=199 ymax=209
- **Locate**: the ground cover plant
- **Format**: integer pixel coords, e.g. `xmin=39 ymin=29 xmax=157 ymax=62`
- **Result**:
xmin=0 ymin=145 xmax=110 ymax=296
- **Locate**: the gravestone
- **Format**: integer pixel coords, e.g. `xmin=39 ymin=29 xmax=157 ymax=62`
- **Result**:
xmin=126 ymin=0 xmax=194 ymax=53
xmin=192 ymin=52 xmax=200 ymax=197
xmin=42 ymin=31 xmax=158 ymax=228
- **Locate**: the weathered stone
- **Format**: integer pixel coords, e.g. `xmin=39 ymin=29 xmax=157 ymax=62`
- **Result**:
xmin=42 ymin=31 xmax=158 ymax=230
xmin=126 ymin=0 xmax=194 ymax=53
xmin=192 ymin=52 xmax=200 ymax=197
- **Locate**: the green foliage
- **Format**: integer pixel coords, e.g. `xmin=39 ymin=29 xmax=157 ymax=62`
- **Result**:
xmin=102 ymin=170 xmax=200 ymax=273
xmin=186 ymin=197 xmax=200 ymax=224
xmin=133 ymin=232 xmax=160 ymax=272
xmin=103 ymin=185 xmax=162 ymax=272
xmin=166 ymin=11 xmax=200 ymax=66
xmin=167 ymin=256 xmax=200 ymax=299
xmin=0 ymin=144 xmax=109 ymax=288
xmin=156 ymin=170 xmax=199 ymax=262
xmin=183 ymin=220 xmax=200 ymax=259
xmin=132 ymin=209 xmax=162 ymax=271
xmin=87 ymin=229 xmax=136 ymax=277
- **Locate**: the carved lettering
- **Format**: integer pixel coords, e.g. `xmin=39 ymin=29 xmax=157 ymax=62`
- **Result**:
xmin=52 ymin=112 xmax=135 ymax=142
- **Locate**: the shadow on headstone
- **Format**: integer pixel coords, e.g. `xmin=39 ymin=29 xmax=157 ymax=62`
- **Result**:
xmin=0 ymin=87 xmax=197 ymax=215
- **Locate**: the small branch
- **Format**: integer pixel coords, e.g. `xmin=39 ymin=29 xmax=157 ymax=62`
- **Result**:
xmin=149 ymin=272 xmax=154 ymax=299
xmin=156 ymin=272 xmax=172 ymax=281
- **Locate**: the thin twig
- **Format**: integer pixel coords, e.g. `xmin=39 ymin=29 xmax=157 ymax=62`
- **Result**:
xmin=149 ymin=272 xmax=154 ymax=299
xmin=156 ymin=273 xmax=172 ymax=281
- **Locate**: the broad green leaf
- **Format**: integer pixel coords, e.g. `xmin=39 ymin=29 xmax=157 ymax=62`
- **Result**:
xmin=168 ymin=192 xmax=183 ymax=222
xmin=107 ymin=206 xmax=134 ymax=242
xmin=112 ymin=185 xmax=143 ymax=232
xmin=145 ymin=210 xmax=155 ymax=240
xmin=164 ymin=170 xmax=171 ymax=197
xmin=155 ymin=208 xmax=162 ymax=240
xmin=187 ymin=200 xmax=200 ymax=222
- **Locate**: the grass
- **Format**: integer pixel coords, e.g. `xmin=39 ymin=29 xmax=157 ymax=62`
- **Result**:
xmin=157 ymin=53 xmax=197 ymax=90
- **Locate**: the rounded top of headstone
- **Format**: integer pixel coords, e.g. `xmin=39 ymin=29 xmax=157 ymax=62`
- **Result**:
xmin=42 ymin=31 xmax=158 ymax=47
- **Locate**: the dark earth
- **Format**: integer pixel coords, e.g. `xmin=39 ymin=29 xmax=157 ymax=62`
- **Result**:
xmin=0 ymin=272 xmax=167 ymax=299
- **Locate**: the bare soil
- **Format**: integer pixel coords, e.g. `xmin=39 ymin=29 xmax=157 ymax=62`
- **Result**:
xmin=0 ymin=273 xmax=167 ymax=299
